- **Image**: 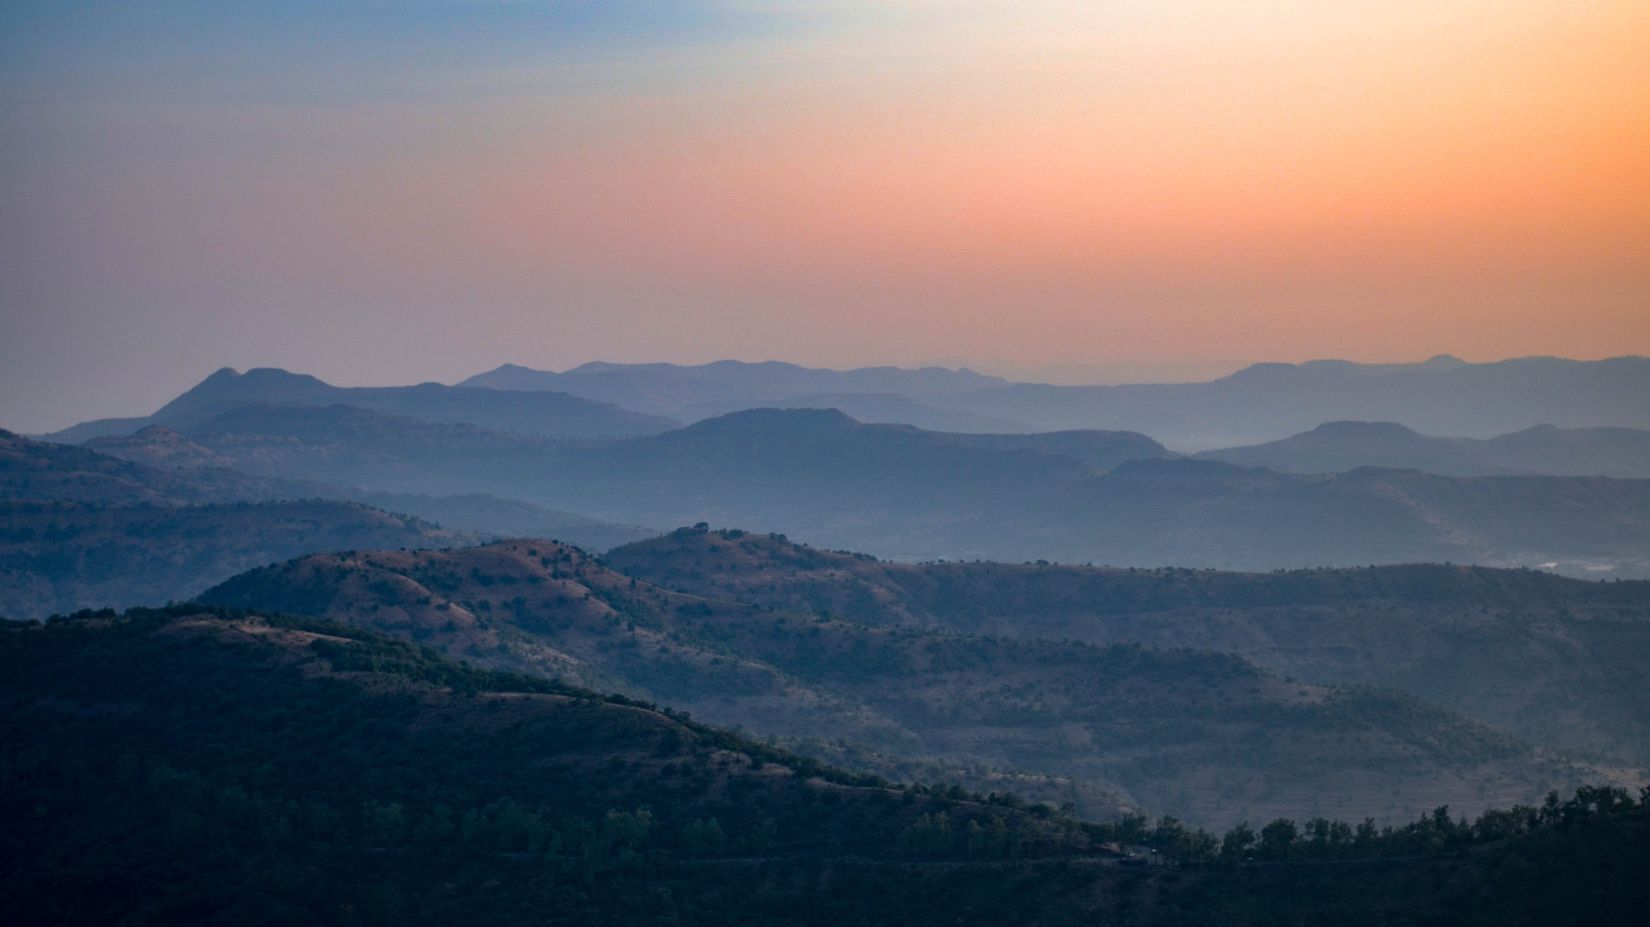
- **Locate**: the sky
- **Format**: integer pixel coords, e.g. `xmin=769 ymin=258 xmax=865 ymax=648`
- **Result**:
xmin=2 ymin=1 xmax=1648 ymax=432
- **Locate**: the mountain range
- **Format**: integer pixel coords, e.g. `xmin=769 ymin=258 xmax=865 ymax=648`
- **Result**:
xmin=0 ymin=428 xmax=645 ymax=619
xmin=457 ymin=355 xmax=1650 ymax=448
xmin=1200 ymin=420 xmax=1650 ymax=477
xmin=8 ymin=354 xmax=1650 ymax=923
xmin=460 ymin=360 xmax=1008 ymax=418
xmin=54 ymin=402 xmax=1650 ymax=576
xmin=42 ymin=366 xmax=677 ymax=444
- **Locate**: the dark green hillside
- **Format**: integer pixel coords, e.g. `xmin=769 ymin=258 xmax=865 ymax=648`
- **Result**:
xmin=200 ymin=541 xmax=1601 ymax=828
xmin=610 ymin=528 xmax=1650 ymax=763
xmin=0 ymin=607 xmax=1096 ymax=925
xmin=3 ymin=607 xmax=1647 ymax=926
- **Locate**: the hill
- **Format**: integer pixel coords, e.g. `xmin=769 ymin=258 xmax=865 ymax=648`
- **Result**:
xmin=922 ymin=355 xmax=1650 ymax=449
xmin=41 ymin=366 xmax=678 ymax=443
xmin=199 ymin=540 xmax=1606 ymax=828
xmin=936 ymin=429 xmax=1173 ymax=469
xmin=676 ymin=391 xmax=1031 ymax=432
xmin=0 ymin=500 xmax=473 ymax=620
xmin=8 ymin=607 xmax=1648 ymax=925
xmin=1048 ymin=458 xmax=1650 ymax=576
xmin=1 ymin=426 xmax=303 ymax=505
xmin=109 ymin=407 xmax=1650 ymax=575
xmin=77 ymin=423 xmax=654 ymax=550
xmin=608 ymin=529 xmax=1650 ymax=764
xmin=0 ymin=429 xmax=483 ymax=619
xmin=0 ymin=606 xmax=1111 ymax=925
xmin=1199 ymin=421 xmax=1650 ymax=477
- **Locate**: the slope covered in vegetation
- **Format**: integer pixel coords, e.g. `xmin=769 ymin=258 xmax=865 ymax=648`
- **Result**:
xmin=201 ymin=540 xmax=1602 ymax=827
xmin=3 ymin=606 xmax=1647 ymax=926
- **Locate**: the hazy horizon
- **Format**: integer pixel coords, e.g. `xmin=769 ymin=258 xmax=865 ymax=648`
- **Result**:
xmin=8 ymin=350 xmax=1648 ymax=435
xmin=5 ymin=2 xmax=1649 ymax=430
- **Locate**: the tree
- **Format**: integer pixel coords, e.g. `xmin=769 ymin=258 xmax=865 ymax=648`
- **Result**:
xmin=1259 ymin=818 xmax=1298 ymax=859
xmin=902 ymin=812 xmax=954 ymax=856
xmin=682 ymin=817 xmax=726 ymax=856
xmin=1221 ymin=821 xmax=1256 ymax=860
xmin=749 ymin=817 xmax=777 ymax=854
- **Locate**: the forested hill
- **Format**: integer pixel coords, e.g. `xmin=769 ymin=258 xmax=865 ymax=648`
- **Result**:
xmin=3 ymin=606 xmax=1647 ymax=926
xmin=607 ymin=528 xmax=1650 ymax=764
xmin=200 ymin=540 xmax=1604 ymax=828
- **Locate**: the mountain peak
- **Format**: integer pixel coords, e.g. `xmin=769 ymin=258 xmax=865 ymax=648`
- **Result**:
xmin=1420 ymin=354 xmax=1467 ymax=369
xmin=683 ymin=406 xmax=860 ymax=433
xmin=1306 ymin=420 xmax=1422 ymax=439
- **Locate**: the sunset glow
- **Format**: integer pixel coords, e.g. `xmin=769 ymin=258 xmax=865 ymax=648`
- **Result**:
xmin=2 ymin=1 xmax=1648 ymax=429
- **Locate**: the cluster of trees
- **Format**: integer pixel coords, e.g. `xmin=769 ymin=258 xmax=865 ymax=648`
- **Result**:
xmin=1102 ymin=784 xmax=1648 ymax=863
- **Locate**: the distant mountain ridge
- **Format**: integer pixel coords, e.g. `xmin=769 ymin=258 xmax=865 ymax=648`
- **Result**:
xmin=460 ymin=360 xmax=1008 ymax=420
xmin=1199 ymin=421 xmax=1650 ymax=478
xmin=456 ymin=355 xmax=1650 ymax=447
xmin=41 ymin=366 xmax=678 ymax=443
xmin=923 ymin=355 xmax=1650 ymax=448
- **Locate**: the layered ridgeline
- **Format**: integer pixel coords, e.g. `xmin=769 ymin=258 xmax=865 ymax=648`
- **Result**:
xmin=7 ymin=607 xmax=1647 ymax=926
xmin=200 ymin=540 xmax=1609 ymax=829
xmin=41 ymin=366 xmax=677 ymax=444
xmin=608 ymin=529 xmax=1650 ymax=766
xmin=85 ymin=424 xmax=657 ymax=549
xmin=0 ymin=429 xmax=475 ymax=619
xmin=0 ymin=426 xmax=658 ymax=619
xmin=1199 ymin=421 xmax=1650 ymax=478
xmin=130 ymin=403 xmax=1650 ymax=576
xmin=460 ymin=359 xmax=1011 ymax=425
xmin=459 ymin=355 xmax=1650 ymax=447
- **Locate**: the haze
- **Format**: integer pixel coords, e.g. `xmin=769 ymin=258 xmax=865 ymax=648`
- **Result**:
xmin=3 ymin=1 xmax=1648 ymax=432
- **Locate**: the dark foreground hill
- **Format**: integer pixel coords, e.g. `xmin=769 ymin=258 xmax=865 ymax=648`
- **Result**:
xmin=4 ymin=607 xmax=1647 ymax=926
xmin=608 ymin=529 xmax=1650 ymax=765
xmin=0 ymin=607 xmax=1093 ymax=925
xmin=200 ymin=541 xmax=1604 ymax=828
xmin=1199 ymin=421 xmax=1650 ymax=477
xmin=41 ymin=366 xmax=677 ymax=443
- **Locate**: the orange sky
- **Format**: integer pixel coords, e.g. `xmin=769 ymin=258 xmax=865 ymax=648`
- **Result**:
xmin=2 ymin=1 xmax=1648 ymax=427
